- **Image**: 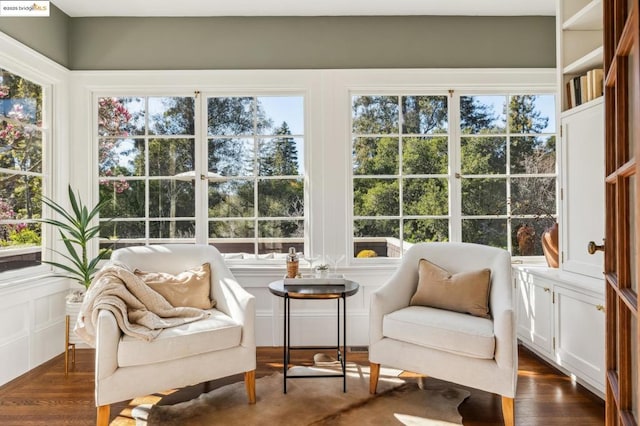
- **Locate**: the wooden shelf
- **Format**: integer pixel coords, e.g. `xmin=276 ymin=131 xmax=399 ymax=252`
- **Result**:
xmin=561 ymin=95 xmax=604 ymax=116
xmin=563 ymin=46 xmax=603 ymax=75
xmin=563 ymin=0 xmax=603 ymax=31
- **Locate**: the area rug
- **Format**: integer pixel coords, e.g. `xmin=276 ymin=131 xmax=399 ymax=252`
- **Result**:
xmin=120 ymin=363 xmax=469 ymax=426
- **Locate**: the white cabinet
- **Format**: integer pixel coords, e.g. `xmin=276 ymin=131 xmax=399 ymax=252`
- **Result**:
xmin=554 ymin=283 xmax=606 ymax=391
xmin=514 ymin=266 xmax=605 ymax=396
xmin=514 ymin=268 xmax=554 ymax=357
xmin=557 ymin=1 xmax=606 ymax=281
xmin=560 ymin=99 xmax=605 ymax=279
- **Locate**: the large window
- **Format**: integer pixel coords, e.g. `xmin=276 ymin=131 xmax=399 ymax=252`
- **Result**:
xmin=460 ymin=94 xmax=556 ymax=256
xmin=351 ymin=92 xmax=556 ymax=259
xmin=0 ymin=68 xmax=44 ymax=272
xmin=97 ymin=94 xmax=305 ymax=259
xmin=98 ymin=96 xmax=197 ymax=242
xmin=206 ymin=96 xmax=304 ymax=256
xmin=352 ymin=95 xmax=450 ymax=258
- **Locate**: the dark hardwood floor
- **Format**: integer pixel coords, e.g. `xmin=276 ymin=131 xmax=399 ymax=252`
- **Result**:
xmin=0 ymin=345 xmax=604 ymax=425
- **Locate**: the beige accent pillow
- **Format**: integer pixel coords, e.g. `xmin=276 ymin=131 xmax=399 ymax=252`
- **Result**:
xmin=409 ymin=258 xmax=491 ymax=319
xmin=134 ymin=263 xmax=215 ymax=309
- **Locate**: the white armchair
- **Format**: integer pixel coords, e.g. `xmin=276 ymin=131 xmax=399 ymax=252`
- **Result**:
xmin=94 ymin=244 xmax=256 ymax=426
xmin=369 ymin=242 xmax=516 ymax=425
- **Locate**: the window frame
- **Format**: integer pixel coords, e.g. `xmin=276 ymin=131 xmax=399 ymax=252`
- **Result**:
xmin=339 ymin=71 xmax=557 ymax=265
xmin=349 ymin=89 xmax=558 ymax=261
xmin=204 ymin=94 xmax=306 ymax=259
xmin=72 ymin=69 xmax=555 ymax=271
xmin=92 ymin=87 xmax=313 ymax=265
xmin=0 ymin=33 xmax=67 ymax=284
xmin=457 ymin=92 xmax=558 ymax=256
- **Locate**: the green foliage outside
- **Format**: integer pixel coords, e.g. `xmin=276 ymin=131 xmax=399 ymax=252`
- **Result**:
xmin=97 ymin=96 xmax=304 ymax=249
xmin=352 ymin=94 xmax=556 ymax=256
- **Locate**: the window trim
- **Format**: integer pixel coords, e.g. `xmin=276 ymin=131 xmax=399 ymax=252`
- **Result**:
xmin=0 ymin=32 xmax=69 ymax=285
xmin=348 ymin=89 xmax=558 ymax=262
xmin=95 ymin=92 xmax=308 ymax=258
xmin=333 ymin=70 xmax=557 ymax=264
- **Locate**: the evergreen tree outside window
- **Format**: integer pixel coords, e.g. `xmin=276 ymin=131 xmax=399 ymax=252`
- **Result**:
xmin=98 ymin=96 xmax=196 ymax=244
xmin=461 ymin=94 xmax=556 ymax=256
xmin=352 ymin=95 xmax=449 ymax=258
xmin=208 ymin=96 xmax=304 ymax=257
xmin=97 ymin=94 xmax=304 ymax=258
xmin=0 ymin=68 xmax=44 ymax=272
xmin=352 ymin=92 xmax=556 ymax=258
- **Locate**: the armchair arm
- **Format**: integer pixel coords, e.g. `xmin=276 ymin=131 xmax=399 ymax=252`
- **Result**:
xmin=493 ymin=308 xmax=515 ymax=369
xmin=370 ymin=264 xmax=419 ymax=343
xmin=95 ymin=310 xmax=120 ymax=381
xmin=214 ymin=272 xmax=255 ymax=348
xmin=489 ymin=253 xmax=516 ymax=371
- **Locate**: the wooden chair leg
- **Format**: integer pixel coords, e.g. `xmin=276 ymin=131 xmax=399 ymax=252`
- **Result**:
xmin=96 ymin=405 xmax=110 ymax=426
xmin=501 ymin=396 xmax=514 ymax=426
xmin=245 ymin=370 xmax=256 ymax=404
xmin=369 ymin=362 xmax=380 ymax=394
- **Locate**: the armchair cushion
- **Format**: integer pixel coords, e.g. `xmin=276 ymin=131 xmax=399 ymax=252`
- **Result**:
xmin=117 ymin=308 xmax=241 ymax=367
xmin=383 ymin=305 xmax=495 ymax=359
xmin=410 ymin=258 xmax=492 ymax=318
xmin=134 ymin=263 xmax=215 ymax=309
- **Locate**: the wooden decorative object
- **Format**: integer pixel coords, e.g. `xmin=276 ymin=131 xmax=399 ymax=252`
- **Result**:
xmin=541 ymin=222 xmax=559 ymax=268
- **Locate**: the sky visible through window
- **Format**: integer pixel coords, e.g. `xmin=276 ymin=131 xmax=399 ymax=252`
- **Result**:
xmin=258 ymin=96 xmax=305 ymax=174
xmin=110 ymin=95 xmax=306 ymax=175
xmin=471 ymin=94 xmax=556 ymax=133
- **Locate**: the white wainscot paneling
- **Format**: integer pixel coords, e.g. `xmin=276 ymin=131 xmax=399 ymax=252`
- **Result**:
xmin=0 ymin=302 xmax=29 ymax=385
xmin=233 ymin=266 xmax=395 ymax=347
xmin=0 ymin=277 xmax=69 ymax=387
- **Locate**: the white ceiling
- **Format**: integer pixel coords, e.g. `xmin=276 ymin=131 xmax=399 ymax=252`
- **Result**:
xmin=51 ymin=0 xmax=555 ymax=17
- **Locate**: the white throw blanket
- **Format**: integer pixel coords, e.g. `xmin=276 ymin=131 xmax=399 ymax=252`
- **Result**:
xmin=75 ymin=261 xmax=211 ymax=345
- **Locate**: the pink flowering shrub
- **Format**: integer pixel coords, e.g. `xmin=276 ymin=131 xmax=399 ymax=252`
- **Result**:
xmin=0 ymin=198 xmax=16 ymax=245
xmin=98 ymin=97 xmax=132 ymax=137
xmin=98 ymin=98 xmax=134 ymax=196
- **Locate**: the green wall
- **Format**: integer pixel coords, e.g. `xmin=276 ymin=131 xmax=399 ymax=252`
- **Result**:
xmin=1 ymin=13 xmax=555 ymax=70
xmin=0 ymin=4 xmax=69 ymax=67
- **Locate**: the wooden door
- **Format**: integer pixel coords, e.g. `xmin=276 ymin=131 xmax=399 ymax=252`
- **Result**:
xmin=603 ymin=0 xmax=639 ymax=424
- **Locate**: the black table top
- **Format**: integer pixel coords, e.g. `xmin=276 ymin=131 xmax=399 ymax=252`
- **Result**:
xmin=268 ymin=279 xmax=359 ymax=299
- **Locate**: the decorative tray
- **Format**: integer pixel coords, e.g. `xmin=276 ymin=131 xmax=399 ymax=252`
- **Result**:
xmin=283 ymin=274 xmax=346 ymax=285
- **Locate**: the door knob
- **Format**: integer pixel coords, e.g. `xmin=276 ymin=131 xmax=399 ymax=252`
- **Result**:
xmin=587 ymin=240 xmax=605 ymax=254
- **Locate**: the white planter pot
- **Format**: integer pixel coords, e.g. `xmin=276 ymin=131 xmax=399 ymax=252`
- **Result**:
xmin=65 ymin=301 xmax=83 ymax=345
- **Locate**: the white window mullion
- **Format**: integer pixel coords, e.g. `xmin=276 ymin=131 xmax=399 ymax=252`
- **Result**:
xmin=397 ymin=95 xmax=405 ymax=248
xmin=253 ymin=96 xmax=259 ymax=257
xmin=505 ymin=93 xmax=513 ymax=254
xmin=195 ymin=91 xmax=208 ymax=245
xmin=449 ymin=92 xmax=463 ymax=242
xmin=144 ymin=96 xmax=150 ymax=244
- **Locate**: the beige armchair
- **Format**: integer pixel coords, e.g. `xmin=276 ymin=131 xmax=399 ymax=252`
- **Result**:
xmin=369 ymin=242 xmax=516 ymax=425
xmin=94 ymin=244 xmax=256 ymax=426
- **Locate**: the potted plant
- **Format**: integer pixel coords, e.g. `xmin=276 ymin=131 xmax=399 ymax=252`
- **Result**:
xmin=38 ymin=185 xmax=110 ymax=341
xmin=315 ymin=263 xmax=329 ymax=278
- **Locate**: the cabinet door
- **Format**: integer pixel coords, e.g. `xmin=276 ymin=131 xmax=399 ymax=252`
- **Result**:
xmin=515 ymin=269 xmax=554 ymax=357
xmin=554 ymin=284 xmax=605 ymax=392
xmin=561 ymin=100 xmax=605 ymax=278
